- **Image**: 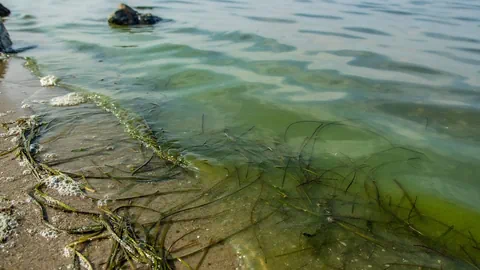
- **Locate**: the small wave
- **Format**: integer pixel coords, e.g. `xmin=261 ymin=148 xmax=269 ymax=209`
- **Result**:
xmin=329 ymin=50 xmax=461 ymax=78
xmin=445 ymin=3 xmax=480 ymax=10
xmin=245 ymin=16 xmax=296 ymax=24
xmin=20 ymin=14 xmax=36 ymax=19
xmin=353 ymin=3 xmax=384 ymax=9
xmin=169 ymin=29 xmax=296 ymax=53
xmin=374 ymin=9 xmax=415 ymax=16
xmin=376 ymin=102 xmax=480 ymax=138
xmin=343 ymin=27 xmax=391 ymax=36
xmin=449 ymin=47 xmax=480 ymax=56
xmin=212 ymin=31 xmax=296 ymax=53
xmin=247 ymin=60 xmax=309 ymax=77
xmin=165 ymin=69 xmax=234 ymax=90
xmin=425 ymin=50 xmax=480 ymax=66
xmin=11 ymin=26 xmax=46 ymax=33
xmin=289 ymin=91 xmax=347 ymax=102
xmin=162 ymin=0 xmax=200 ymax=5
xmin=225 ymin=5 xmax=250 ymax=10
xmin=209 ymin=0 xmax=244 ymax=3
xmin=414 ymin=18 xmax=459 ymax=26
xmin=452 ymin=16 xmax=480 ymax=23
xmin=410 ymin=0 xmax=431 ymax=5
xmin=294 ymin=13 xmax=343 ymax=20
xmin=169 ymin=27 xmax=212 ymax=35
xmin=299 ymin=29 xmax=365 ymax=39
xmin=424 ymin=32 xmax=480 ymax=44
xmin=341 ymin=10 xmax=370 ymax=15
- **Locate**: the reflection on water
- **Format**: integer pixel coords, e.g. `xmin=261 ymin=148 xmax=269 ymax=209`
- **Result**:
xmin=3 ymin=0 xmax=480 ymax=268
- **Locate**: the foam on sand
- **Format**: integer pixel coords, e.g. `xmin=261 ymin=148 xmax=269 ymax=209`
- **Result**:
xmin=0 ymin=212 xmax=17 ymax=243
xmin=44 ymin=175 xmax=84 ymax=197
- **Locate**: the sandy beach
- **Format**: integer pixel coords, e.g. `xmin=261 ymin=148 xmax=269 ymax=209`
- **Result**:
xmin=0 ymin=57 xmax=240 ymax=270
xmin=0 ymin=58 xmax=74 ymax=269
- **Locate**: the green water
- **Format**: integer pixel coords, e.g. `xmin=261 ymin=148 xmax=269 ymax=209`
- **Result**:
xmin=3 ymin=0 xmax=480 ymax=268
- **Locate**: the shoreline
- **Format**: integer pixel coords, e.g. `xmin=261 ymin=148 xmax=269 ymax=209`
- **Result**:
xmin=0 ymin=57 xmax=241 ymax=270
xmin=0 ymin=58 xmax=74 ymax=269
xmin=1 ymin=56 xmax=479 ymax=269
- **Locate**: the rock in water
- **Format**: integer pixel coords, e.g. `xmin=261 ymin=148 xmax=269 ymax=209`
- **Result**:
xmin=0 ymin=21 xmax=12 ymax=53
xmin=108 ymin=3 xmax=163 ymax=26
xmin=0 ymin=4 xmax=35 ymax=53
xmin=0 ymin=3 xmax=12 ymax=53
xmin=0 ymin=4 xmax=10 ymax=17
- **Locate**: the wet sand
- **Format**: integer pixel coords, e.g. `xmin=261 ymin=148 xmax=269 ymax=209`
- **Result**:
xmin=0 ymin=57 xmax=240 ymax=270
xmin=0 ymin=58 xmax=74 ymax=269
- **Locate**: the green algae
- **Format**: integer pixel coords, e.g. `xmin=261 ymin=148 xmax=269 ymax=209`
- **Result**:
xmin=22 ymin=57 xmax=189 ymax=169
xmin=15 ymin=57 xmax=480 ymax=269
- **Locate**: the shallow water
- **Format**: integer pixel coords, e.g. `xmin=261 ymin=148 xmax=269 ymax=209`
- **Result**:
xmin=3 ymin=0 xmax=480 ymax=268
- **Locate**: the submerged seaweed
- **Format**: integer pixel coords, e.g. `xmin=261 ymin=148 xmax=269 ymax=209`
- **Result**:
xmin=23 ymin=56 xmax=189 ymax=169
xmin=10 ymin=57 xmax=480 ymax=269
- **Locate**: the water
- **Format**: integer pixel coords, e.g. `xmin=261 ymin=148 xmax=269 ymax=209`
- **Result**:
xmin=3 ymin=0 xmax=480 ymax=268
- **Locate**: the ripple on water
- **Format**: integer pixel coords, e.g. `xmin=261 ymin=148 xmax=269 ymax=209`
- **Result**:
xmin=246 ymin=60 xmax=309 ymax=77
xmin=244 ymin=16 xmax=297 ymax=24
xmin=329 ymin=50 xmax=462 ymax=79
xmin=353 ymin=2 xmax=385 ymax=9
xmin=285 ymin=69 xmax=378 ymax=93
xmin=425 ymin=50 xmax=480 ymax=66
xmin=164 ymin=69 xmax=234 ymax=90
xmin=451 ymin=16 xmax=480 ymax=23
xmin=299 ymin=29 xmax=365 ymax=39
xmin=424 ymin=32 xmax=480 ymax=44
xmin=170 ymin=28 xmax=296 ymax=53
xmin=224 ymin=5 xmax=250 ymax=10
xmin=376 ymin=102 xmax=480 ymax=138
xmin=289 ymin=91 xmax=348 ymax=102
xmin=414 ymin=18 xmax=459 ymax=26
xmin=18 ymin=14 xmax=36 ymax=19
xmin=209 ymin=0 xmax=245 ymax=4
xmin=341 ymin=10 xmax=370 ymax=15
xmin=343 ymin=26 xmax=391 ymax=36
xmin=139 ymin=43 xmax=223 ymax=59
xmin=293 ymin=13 xmax=343 ymax=20
xmin=161 ymin=0 xmax=200 ymax=5
xmin=410 ymin=0 xmax=431 ymax=5
xmin=449 ymin=47 xmax=480 ymax=56
xmin=374 ymin=9 xmax=416 ymax=16
xmin=214 ymin=31 xmax=296 ymax=53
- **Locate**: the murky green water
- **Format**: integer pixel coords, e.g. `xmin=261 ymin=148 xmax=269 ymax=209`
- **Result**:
xmin=3 ymin=0 xmax=480 ymax=268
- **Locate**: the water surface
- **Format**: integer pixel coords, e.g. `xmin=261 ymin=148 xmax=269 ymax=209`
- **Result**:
xmin=3 ymin=0 xmax=480 ymax=268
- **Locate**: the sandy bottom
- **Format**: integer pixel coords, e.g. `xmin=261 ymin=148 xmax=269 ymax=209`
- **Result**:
xmin=0 ymin=58 xmax=240 ymax=270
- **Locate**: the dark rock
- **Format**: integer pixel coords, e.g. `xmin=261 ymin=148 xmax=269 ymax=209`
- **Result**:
xmin=0 ymin=21 xmax=37 ymax=54
xmin=0 ymin=3 xmax=13 ymax=53
xmin=0 ymin=3 xmax=10 ymax=17
xmin=0 ymin=21 xmax=12 ymax=53
xmin=0 ymin=4 xmax=36 ymax=53
xmin=108 ymin=3 xmax=163 ymax=26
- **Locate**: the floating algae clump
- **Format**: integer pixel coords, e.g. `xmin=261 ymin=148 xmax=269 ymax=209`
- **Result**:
xmin=50 ymin=93 xmax=86 ymax=107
